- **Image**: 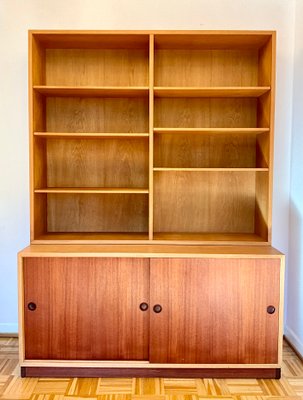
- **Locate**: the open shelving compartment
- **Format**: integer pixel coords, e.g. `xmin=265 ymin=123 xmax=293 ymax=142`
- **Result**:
xmin=29 ymin=31 xmax=275 ymax=244
xmin=30 ymin=32 xmax=151 ymax=242
xmin=152 ymin=32 xmax=274 ymax=244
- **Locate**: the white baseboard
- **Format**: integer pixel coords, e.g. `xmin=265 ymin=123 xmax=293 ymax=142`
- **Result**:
xmin=0 ymin=323 xmax=18 ymax=334
xmin=284 ymin=325 xmax=303 ymax=358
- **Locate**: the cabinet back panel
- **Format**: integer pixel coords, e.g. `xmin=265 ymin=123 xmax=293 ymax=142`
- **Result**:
xmin=46 ymin=97 xmax=149 ymax=133
xmin=154 ymin=133 xmax=257 ymax=168
xmin=46 ymin=139 xmax=148 ymax=187
xmin=155 ymin=50 xmax=258 ymax=87
xmin=154 ymin=34 xmax=272 ymax=50
xmin=154 ymin=98 xmax=257 ymax=128
xmin=47 ymin=193 xmax=148 ymax=232
xmin=45 ymin=49 xmax=149 ymax=86
xmin=154 ymin=171 xmax=256 ymax=233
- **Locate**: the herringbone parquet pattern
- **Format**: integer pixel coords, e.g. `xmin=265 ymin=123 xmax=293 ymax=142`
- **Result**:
xmin=0 ymin=337 xmax=302 ymax=400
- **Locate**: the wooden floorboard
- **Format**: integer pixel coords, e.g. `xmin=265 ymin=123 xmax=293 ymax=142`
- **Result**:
xmin=0 ymin=338 xmax=302 ymax=400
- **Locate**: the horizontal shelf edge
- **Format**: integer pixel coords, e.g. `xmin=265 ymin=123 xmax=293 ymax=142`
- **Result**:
xmin=34 ymin=132 xmax=149 ymax=138
xmin=153 ymin=168 xmax=269 ymax=172
xmin=153 ymin=128 xmax=270 ymax=134
xmin=34 ymin=188 xmax=149 ymax=194
xmin=33 ymin=86 xmax=149 ymax=97
xmin=154 ymin=86 xmax=270 ymax=98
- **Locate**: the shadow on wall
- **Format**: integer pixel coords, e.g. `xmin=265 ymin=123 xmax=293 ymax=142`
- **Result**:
xmin=286 ymin=200 xmax=303 ymax=355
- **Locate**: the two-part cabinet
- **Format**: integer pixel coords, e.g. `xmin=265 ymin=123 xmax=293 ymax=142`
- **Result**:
xmin=19 ymin=30 xmax=284 ymax=378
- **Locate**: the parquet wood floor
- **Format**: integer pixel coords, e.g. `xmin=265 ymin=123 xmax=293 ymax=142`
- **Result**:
xmin=0 ymin=338 xmax=302 ymax=400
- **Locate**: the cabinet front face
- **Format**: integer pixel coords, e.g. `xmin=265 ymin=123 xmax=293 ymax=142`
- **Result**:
xmin=150 ymin=258 xmax=281 ymax=364
xmin=23 ymin=257 xmax=149 ymax=360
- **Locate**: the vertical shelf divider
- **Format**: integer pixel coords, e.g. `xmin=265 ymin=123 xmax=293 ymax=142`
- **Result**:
xmin=149 ymin=34 xmax=154 ymax=240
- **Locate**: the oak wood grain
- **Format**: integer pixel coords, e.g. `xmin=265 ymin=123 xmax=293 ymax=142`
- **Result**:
xmin=154 ymin=132 xmax=257 ymax=168
xmin=46 ymin=138 xmax=148 ymax=188
xmin=46 ymin=97 xmax=148 ymax=133
xmin=19 ymin=244 xmax=284 ymax=257
xmin=154 ymin=98 xmax=257 ymax=128
xmin=154 ymin=171 xmax=256 ymax=233
xmin=46 ymin=49 xmax=149 ymax=86
xmin=47 ymin=193 xmax=148 ymax=233
xmin=154 ymin=50 xmax=258 ymax=87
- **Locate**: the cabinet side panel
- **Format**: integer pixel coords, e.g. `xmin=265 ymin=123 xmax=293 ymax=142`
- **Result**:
xmin=23 ymin=257 xmax=149 ymax=360
xmin=255 ymin=172 xmax=269 ymax=240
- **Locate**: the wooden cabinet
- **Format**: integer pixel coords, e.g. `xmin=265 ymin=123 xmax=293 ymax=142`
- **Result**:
xmin=19 ymin=30 xmax=283 ymax=379
xmin=19 ymin=246 xmax=284 ymax=378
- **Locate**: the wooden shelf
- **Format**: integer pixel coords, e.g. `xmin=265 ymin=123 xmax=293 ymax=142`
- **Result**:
xmin=153 ymin=232 xmax=267 ymax=244
xmin=154 ymin=87 xmax=270 ymax=98
xmin=32 ymin=232 xmax=149 ymax=243
xmin=153 ymin=167 xmax=269 ymax=172
xmin=154 ymin=128 xmax=270 ymax=134
xmin=34 ymin=132 xmax=149 ymax=138
xmin=33 ymin=86 xmax=149 ymax=97
xmin=34 ymin=187 xmax=149 ymax=194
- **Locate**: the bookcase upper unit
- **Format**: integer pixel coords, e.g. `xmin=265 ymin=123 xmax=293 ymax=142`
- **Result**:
xmin=29 ymin=30 xmax=275 ymax=244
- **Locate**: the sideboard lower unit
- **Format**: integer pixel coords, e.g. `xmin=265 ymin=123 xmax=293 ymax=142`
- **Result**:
xmin=18 ymin=244 xmax=284 ymax=378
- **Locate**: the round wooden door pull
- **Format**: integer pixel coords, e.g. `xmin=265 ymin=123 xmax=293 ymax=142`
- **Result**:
xmin=153 ymin=304 xmax=162 ymax=313
xmin=267 ymin=305 xmax=275 ymax=314
xmin=28 ymin=302 xmax=37 ymax=311
xmin=139 ymin=302 xmax=149 ymax=311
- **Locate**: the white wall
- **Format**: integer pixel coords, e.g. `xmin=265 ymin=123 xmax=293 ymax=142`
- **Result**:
xmin=0 ymin=0 xmax=295 ymax=332
xmin=285 ymin=0 xmax=303 ymax=356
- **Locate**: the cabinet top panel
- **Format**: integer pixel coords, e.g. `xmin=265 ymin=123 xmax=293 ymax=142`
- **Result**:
xmin=29 ymin=30 xmax=275 ymax=50
xmin=19 ymin=244 xmax=283 ymax=258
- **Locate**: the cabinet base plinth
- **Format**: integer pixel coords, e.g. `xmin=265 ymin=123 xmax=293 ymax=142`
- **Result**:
xmin=21 ymin=366 xmax=281 ymax=379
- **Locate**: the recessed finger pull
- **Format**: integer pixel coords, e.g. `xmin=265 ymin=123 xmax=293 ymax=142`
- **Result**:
xmin=267 ymin=305 xmax=275 ymax=314
xmin=153 ymin=304 xmax=162 ymax=313
xmin=27 ymin=302 xmax=37 ymax=311
xmin=139 ymin=302 xmax=149 ymax=311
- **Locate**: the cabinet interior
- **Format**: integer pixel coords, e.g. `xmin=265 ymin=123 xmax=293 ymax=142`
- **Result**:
xmin=30 ymin=31 xmax=274 ymax=244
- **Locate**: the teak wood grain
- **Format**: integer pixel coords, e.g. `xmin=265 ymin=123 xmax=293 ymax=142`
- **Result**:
xmin=23 ymin=257 xmax=150 ymax=360
xmin=149 ymin=258 xmax=280 ymax=364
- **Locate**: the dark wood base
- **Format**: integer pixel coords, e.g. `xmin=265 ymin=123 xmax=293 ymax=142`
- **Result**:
xmin=21 ymin=366 xmax=281 ymax=379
